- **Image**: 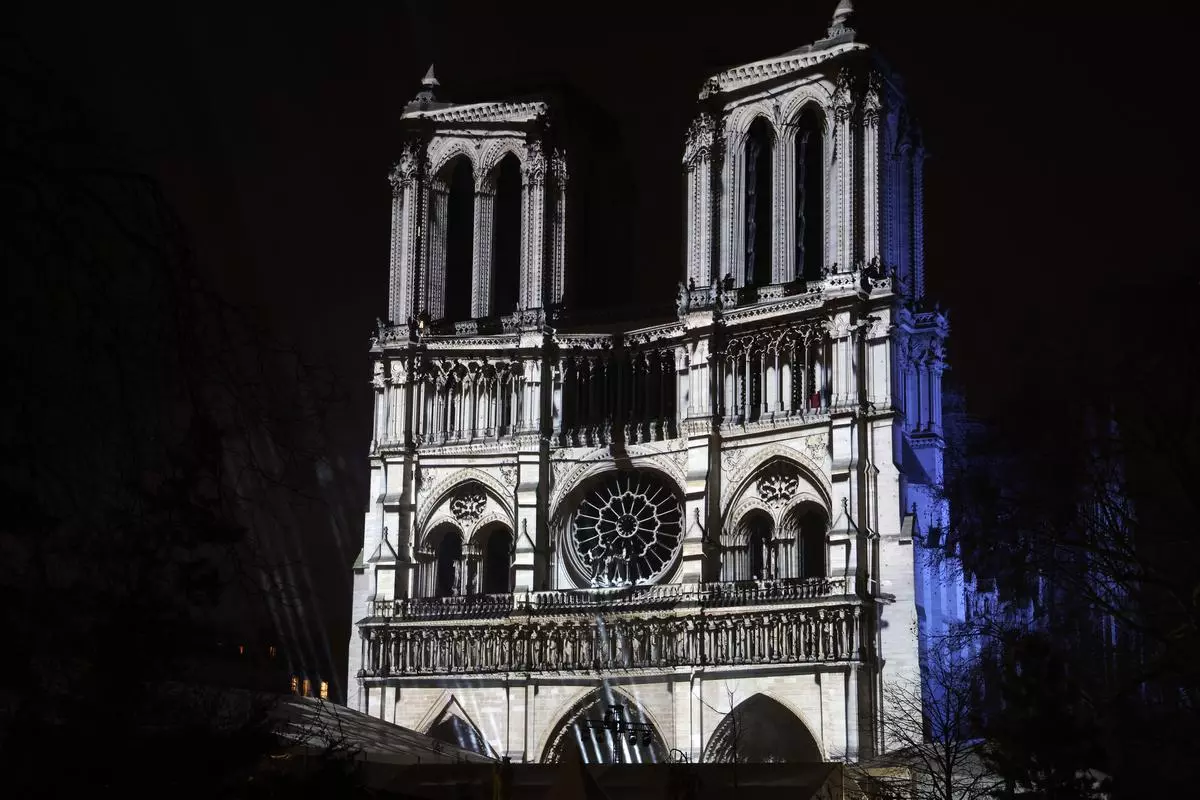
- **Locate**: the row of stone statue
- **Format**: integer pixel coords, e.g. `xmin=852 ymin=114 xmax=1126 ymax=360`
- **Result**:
xmin=361 ymin=605 xmax=861 ymax=677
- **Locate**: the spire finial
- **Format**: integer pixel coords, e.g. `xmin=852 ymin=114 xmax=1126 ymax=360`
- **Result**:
xmin=421 ymin=64 xmax=439 ymax=89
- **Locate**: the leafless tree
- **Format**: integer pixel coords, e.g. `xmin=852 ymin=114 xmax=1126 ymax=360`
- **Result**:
xmin=935 ymin=280 xmax=1200 ymax=797
xmin=869 ymin=648 xmax=1001 ymax=800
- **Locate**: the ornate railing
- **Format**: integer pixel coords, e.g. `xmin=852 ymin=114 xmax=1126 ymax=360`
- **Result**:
xmin=359 ymin=602 xmax=863 ymax=677
xmin=365 ymin=577 xmax=847 ymax=621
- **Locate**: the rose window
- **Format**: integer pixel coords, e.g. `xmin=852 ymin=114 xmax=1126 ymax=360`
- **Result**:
xmin=571 ymin=471 xmax=683 ymax=587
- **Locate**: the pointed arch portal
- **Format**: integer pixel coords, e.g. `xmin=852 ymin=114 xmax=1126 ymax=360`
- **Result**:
xmin=543 ymin=688 xmax=668 ymax=764
xmin=424 ymin=696 xmax=495 ymax=758
xmin=703 ymin=693 xmax=822 ymax=763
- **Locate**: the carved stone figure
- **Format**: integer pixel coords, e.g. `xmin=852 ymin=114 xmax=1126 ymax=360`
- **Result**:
xmin=676 ymin=281 xmax=690 ymax=318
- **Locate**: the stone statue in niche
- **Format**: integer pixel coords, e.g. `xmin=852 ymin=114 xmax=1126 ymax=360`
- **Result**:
xmin=451 ymin=560 xmax=462 ymax=596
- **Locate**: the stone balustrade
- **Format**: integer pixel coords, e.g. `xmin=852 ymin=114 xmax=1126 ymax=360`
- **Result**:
xmin=359 ymin=600 xmax=863 ymax=678
xmin=365 ymin=576 xmax=847 ymax=622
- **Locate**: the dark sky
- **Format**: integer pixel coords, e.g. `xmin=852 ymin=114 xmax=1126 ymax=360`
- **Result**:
xmin=13 ymin=0 xmax=1196 ymax=674
xmin=16 ymin=0 xmax=1196 ymax=419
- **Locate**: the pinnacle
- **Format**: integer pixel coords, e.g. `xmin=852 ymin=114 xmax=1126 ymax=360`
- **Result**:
xmin=824 ymin=0 xmax=856 ymax=40
xmin=421 ymin=63 xmax=439 ymax=89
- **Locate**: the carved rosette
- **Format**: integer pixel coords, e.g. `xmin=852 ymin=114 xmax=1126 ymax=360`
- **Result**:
xmin=499 ymin=464 xmax=518 ymax=487
xmin=756 ymin=463 xmax=801 ymax=508
xmin=450 ymin=488 xmax=487 ymax=524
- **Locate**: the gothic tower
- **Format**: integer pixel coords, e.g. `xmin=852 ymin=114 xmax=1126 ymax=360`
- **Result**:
xmin=349 ymin=1 xmax=962 ymax=764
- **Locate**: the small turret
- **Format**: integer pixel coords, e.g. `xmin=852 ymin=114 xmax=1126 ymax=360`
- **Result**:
xmin=825 ymin=0 xmax=856 ymax=41
xmin=404 ymin=64 xmax=451 ymax=113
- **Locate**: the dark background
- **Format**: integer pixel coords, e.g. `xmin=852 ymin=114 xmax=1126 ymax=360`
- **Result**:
xmin=11 ymin=0 xmax=1196 ymax=685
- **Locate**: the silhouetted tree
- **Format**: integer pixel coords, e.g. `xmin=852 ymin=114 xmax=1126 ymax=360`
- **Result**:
xmin=871 ymin=646 xmax=1001 ymax=800
xmin=0 ymin=35 xmax=352 ymax=797
xmin=940 ymin=278 xmax=1200 ymax=797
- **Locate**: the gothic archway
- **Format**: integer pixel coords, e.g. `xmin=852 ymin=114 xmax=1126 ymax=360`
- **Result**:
xmin=744 ymin=116 xmax=775 ymax=288
xmin=782 ymin=501 xmax=828 ymax=579
xmin=431 ymin=154 xmax=475 ymax=323
xmin=792 ymin=104 xmax=827 ymax=282
xmin=726 ymin=508 xmax=774 ymax=582
xmin=703 ymin=693 xmax=822 ymax=763
xmin=428 ymin=523 xmax=463 ymax=598
xmin=491 ymin=152 xmax=522 ymax=315
xmin=479 ymin=522 xmax=512 ymax=594
xmin=428 ymin=715 xmax=491 ymax=757
xmin=542 ymin=687 xmax=668 ymax=764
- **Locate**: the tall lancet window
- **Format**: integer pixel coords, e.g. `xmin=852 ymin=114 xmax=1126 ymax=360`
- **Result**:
xmin=744 ymin=118 xmax=774 ymax=287
xmin=441 ymin=156 xmax=474 ymax=323
xmin=492 ymin=153 xmax=522 ymax=315
xmin=794 ymin=107 xmax=826 ymax=281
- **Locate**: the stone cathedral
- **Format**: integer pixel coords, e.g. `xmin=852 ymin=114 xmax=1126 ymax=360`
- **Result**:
xmin=349 ymin=1 xmax=963 ymax=766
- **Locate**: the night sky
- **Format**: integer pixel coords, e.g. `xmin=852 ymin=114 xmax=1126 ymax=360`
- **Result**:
xmin=13 ymin=1 xmax=1196 ymax=678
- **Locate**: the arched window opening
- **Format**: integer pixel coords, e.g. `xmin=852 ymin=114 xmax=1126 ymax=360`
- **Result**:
xmin=442 ymin=156 xmax=474 ymax=323
xmin=482 ymin=525 xmax=512 ymax=594
xmin=492 ymin=153 xmax=522 ymax=316
xmin=747 ymin=520 xmax=773 ymax=581
xmin=434 ymin=529 xmax=464 ymax=597
xmin=732 ymin=509 xmax=773 ymax=582
xmin=795 ymin=506 xmax=828 ymax=580
xmin=703 ymin=694 xmax=822 ymax=763
xmin=793 ymin=107 xmax=826 ymax=281
xmin=744 ymin=118 xmax=775 ymax=287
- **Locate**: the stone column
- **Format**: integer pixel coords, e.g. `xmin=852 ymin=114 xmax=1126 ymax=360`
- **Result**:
xmin=387 ymin=359 xmax=407 ymax=444
xmin=773 ymin=124 xmax=792 ymax=284
xmin=550 ymin=149 xmax=569 ymax=307
xmin=833 ymin=71 xmax=856 ymax=271
xmin=723 ymin=120 xmax=747 ymax=287
xmin=522 ymin=142 xmax=547 ymax=311
xmin=472 ymin=177 xmax=497 ymax=318
xmin=684 ymin=113 xmax=717 ymax=288
xmin=370 ymin=360 xmax=389 ymax=452
xmin=912 ymin=146 xmax=927 ymax=299
xmin=861 ymin=80 xmax=882 ymax=266
xmin=388 ymin=141 xmax=424 ymax=325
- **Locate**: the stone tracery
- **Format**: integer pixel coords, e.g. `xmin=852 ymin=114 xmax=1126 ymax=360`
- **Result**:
xmin=570 ymin=471 xmax=683 ymax=588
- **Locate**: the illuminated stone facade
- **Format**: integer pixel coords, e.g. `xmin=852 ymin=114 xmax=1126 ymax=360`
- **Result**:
xmin=348 ymin=2 xmax=963 ymax=765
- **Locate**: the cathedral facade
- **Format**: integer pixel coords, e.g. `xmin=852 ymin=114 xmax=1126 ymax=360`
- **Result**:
xmin=349 ymin=2 xmax=961 ymax=765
